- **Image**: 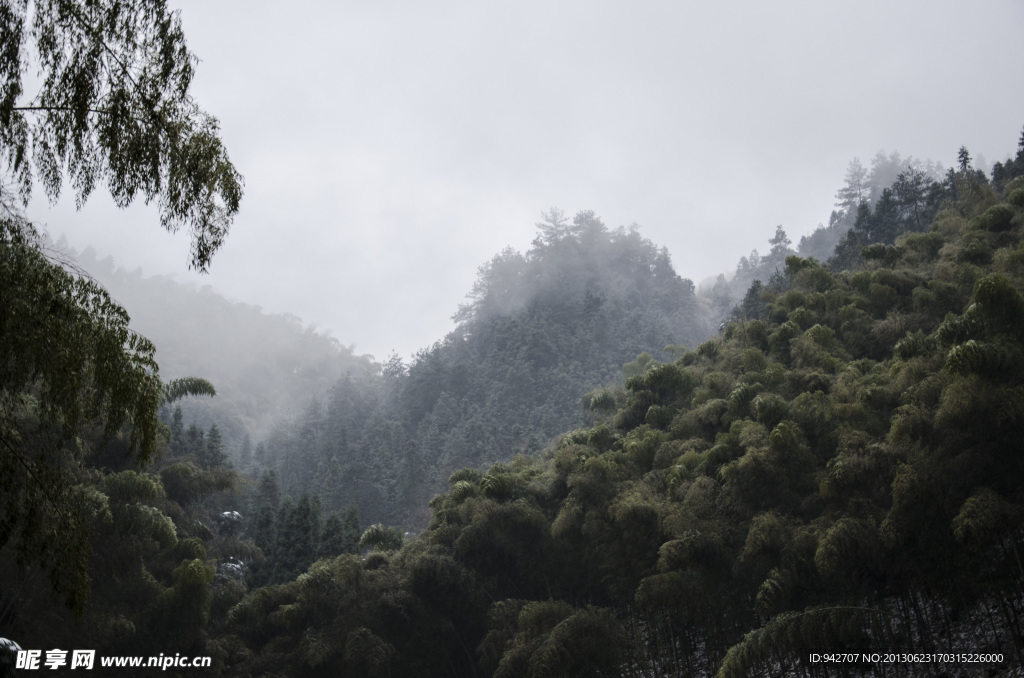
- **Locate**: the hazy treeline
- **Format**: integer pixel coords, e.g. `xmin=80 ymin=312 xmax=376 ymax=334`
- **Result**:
xmin=703 ymin=151 xmax=950 ymax=323
xmin=257 ymin=209 xmax=713 ymax=526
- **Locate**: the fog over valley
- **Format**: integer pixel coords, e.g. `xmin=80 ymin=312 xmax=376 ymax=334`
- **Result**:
xmin=32 ymin=0 xmax=1024 ymax=361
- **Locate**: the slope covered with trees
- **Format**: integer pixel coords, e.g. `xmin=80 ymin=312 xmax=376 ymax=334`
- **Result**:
xmin=201 ymin=132 xmax=1024 ymax=677
xmin=255 ymin=209 xmax=712 ymax=527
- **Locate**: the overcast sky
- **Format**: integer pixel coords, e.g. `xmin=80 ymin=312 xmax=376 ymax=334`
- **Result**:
xmin=33 ymin=0 xmax=1024 ymax=362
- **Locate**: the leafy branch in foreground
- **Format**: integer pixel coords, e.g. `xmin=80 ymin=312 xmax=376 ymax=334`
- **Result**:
xmin=0 ymin=0 xmax=243 ymax=271
xmin=163 ymin=376 xmax=215 ymax=405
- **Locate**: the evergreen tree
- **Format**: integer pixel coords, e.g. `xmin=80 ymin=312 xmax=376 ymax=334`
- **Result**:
xmin=767 ymin=225 xmax=792 ymax=259
xmin=249 ymin=469 xmax=280 ymax=582
xmin=270 ymin=494 xmax=318 ymax=582
xmin=256 ymin=469 xmax=281 ymax=510
xmin=319 ymin=507 xmax=361 ymax=557
xmin=169 ymin=406 xmax=185 ymax=456
xmin=319 ymin=512 xmax=345 ymax=557
xmin=238 ymin=433 xmax=253 ymax=468
xmin=341 ymin=507 xmax=361 ymax=554
xmin=310 ymin=494 xmax=322 ymax=555
xmin=184 ymin=424 xmax=205 ymax=460
xmin=199 ymin=424 xmax=227 ymax=469
xmin=958 ymin=145 xmax=972 ymax=174
xmin=200 ymin=131 xmax=1024 ymax=677
xmin=835 ymin=157 xmax=868 ymax=211
xmin=254 ymin=441 xmax=268 ymax=466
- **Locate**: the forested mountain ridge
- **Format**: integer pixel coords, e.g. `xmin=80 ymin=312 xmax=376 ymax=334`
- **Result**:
xmin=200 ymin=134 xmax=1024 ymax=676
xmin=259 ymin=209 xmax=713 ymax=527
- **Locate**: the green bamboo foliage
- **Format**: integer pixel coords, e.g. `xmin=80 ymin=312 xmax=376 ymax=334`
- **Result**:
xmin=952 ymin=488 xmax=1020 ymax=546
xmin=359 ymin=523 xmax=403 ymax=552
xmin=344 ymin=627 xmax=394 ymax=678
xmin=716 ymin=606 xmax=875 ymax=678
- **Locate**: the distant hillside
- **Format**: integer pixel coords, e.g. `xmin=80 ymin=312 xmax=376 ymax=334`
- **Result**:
xmin=67 ymin=247 xmax=378 ymax=449
xmin=259 ymin=209 xmax=715 ymax=526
